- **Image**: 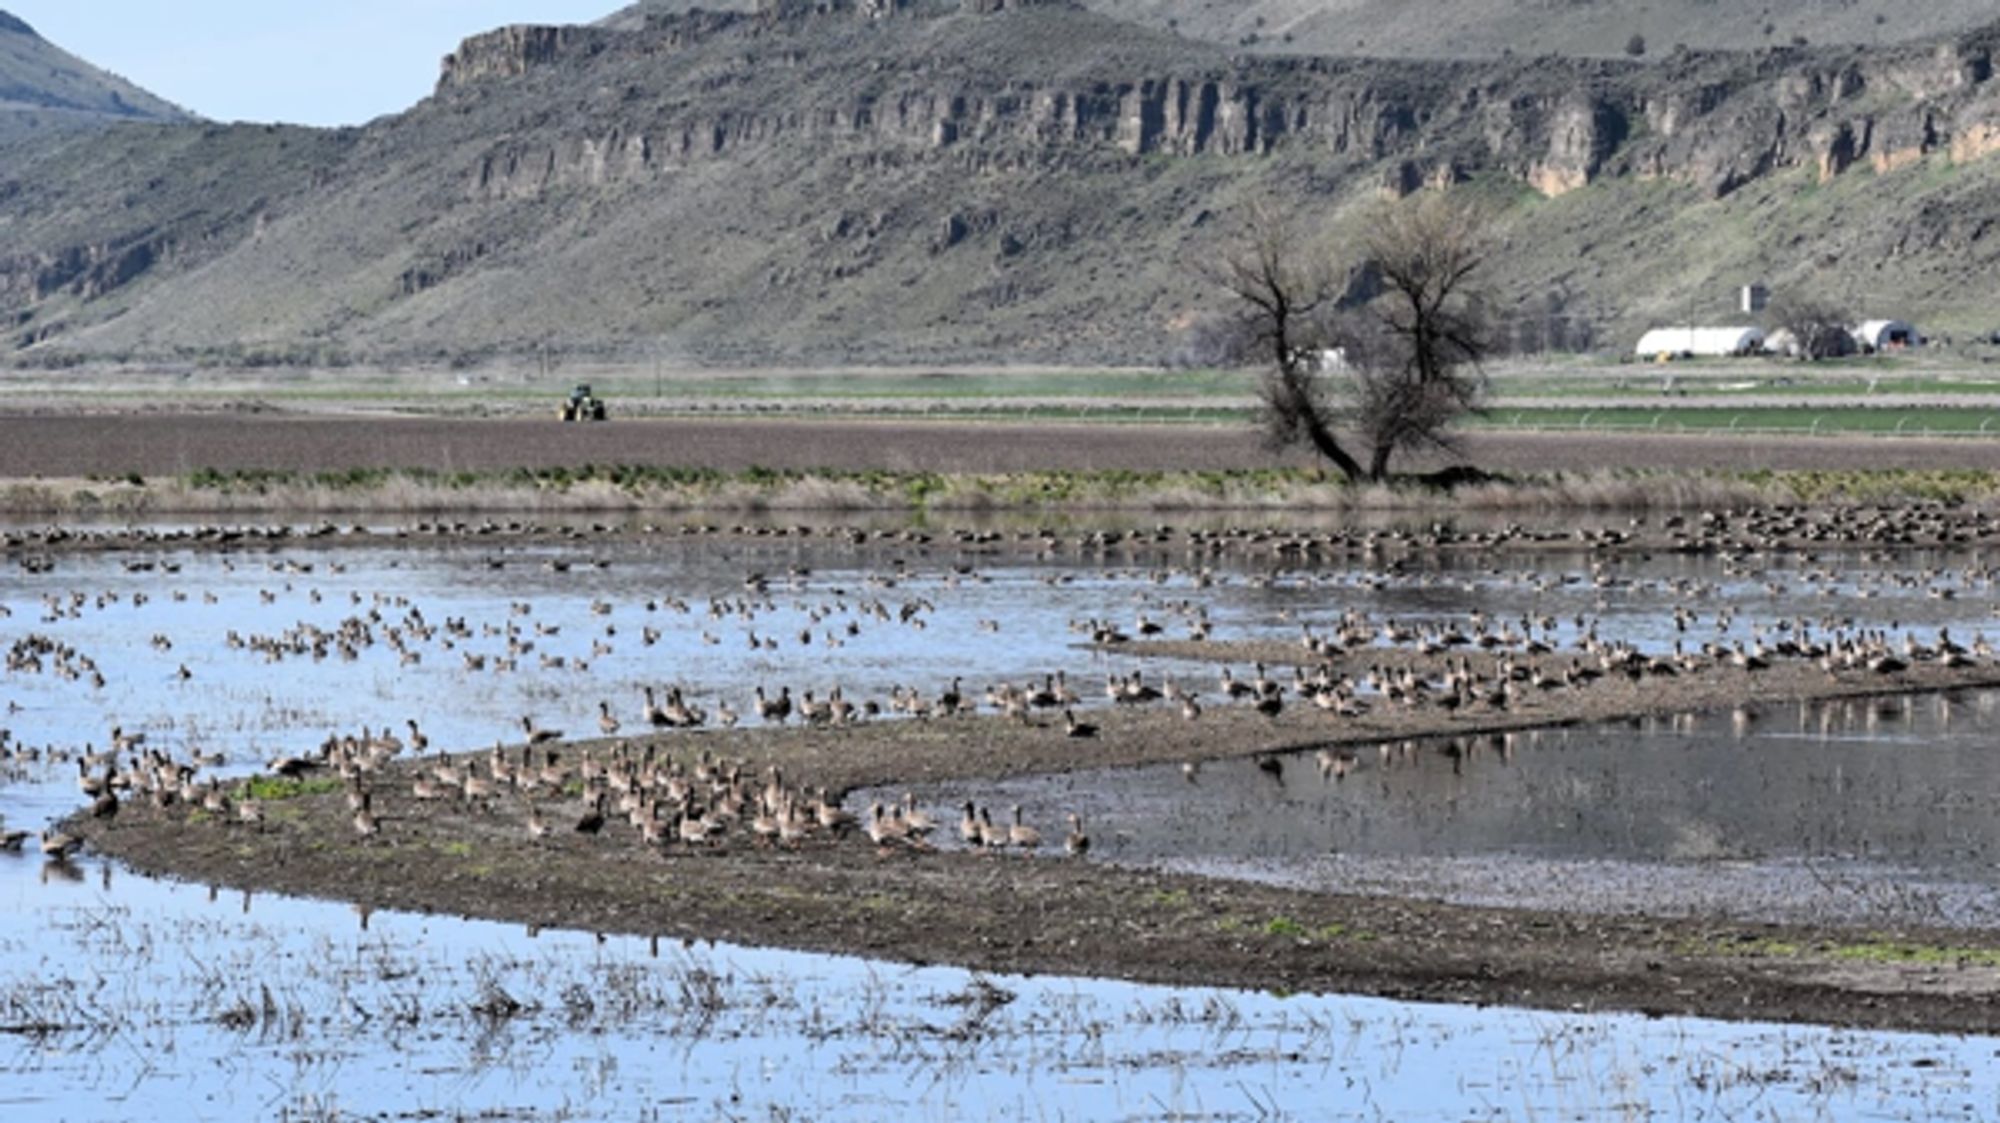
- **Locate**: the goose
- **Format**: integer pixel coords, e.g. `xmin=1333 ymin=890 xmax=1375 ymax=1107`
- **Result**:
xmin=1007 ymin=805 xmax=1042 ymax=854
xmin=39 ymin=829 xmax=83 ymax=860
xmin=268 ymin=754 xmax=324 ymax=779
xmin=1180 ymin=694 xmax=1202 ymax=721
xmin=754 ymin=685 xmax=792 ymax=724
xmin=573 ymin=794 xmax=607 ymax=835
xmin=522 ymin=716 xmax=565 ymax=745
xmin=1064 ymin=813 xmax=1090 ymax=858
xmin=750 ymin=802 xmax=782 ymax=847
xmin=0 ymin=829 xmax=27 ymax=852
xmin=676 ymin=809 xmax=712 ymax=848
xmin=352 ymin=791 xmax=381 ymax=838
xmin=814 ymin=794 xmax=856 ymax=836
xmin=1063 ymin=709 xmax=1099 ymax=739
xmin=977 ymin=807 xmax=1007 ymax=852
xmin=959 ymin=800 xmax=983 ymax=846
xmin=525 ymin=803 xmax=552 ymax=841
xmin=774 ymin=800 xmax=812 ymax=849
xmin=76 ymin=759 xmax=107 ymax=798
xmin=866 ymin=802 xmax=913 ymax=851
xmin=598 ymin=701 xmax=622 ymax=737
xmin=901 ymin=793 xmax=938 ymax=838
xmin=1219 ymin=667 xmax=1255 ymax=701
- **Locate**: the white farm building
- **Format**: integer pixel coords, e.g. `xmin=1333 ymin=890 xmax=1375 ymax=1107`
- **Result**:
xmin=1850 ymin=319 xmax=1923 ymax=352
xmin=1634 ymin=326 xmax=1767 ymax=359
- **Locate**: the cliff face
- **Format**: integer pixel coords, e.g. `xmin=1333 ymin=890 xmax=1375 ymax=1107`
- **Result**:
xmin=8 ymin=2 xmax=2000 ymax=366
xmin=431 ymin=7 xmax=2000 ymax=204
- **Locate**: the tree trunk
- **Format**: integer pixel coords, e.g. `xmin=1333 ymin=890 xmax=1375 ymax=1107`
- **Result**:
xmin=1306 ymin=416 xmax=1367 ymax=483
xmin=1367 ymin=442 xmax=1393 ymax=482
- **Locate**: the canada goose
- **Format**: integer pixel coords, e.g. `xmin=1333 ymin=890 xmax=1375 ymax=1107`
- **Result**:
xmin=522 ymin=716 xmax=565 ymax=745
xmin=76 ymin=759 xmax=107 ymax=798
xmin=1219 ymin=667 xmax=1255 ymax=701
xmin=574 ymin=794 xmax=607 ymax=835
xmin=598 ymin=701 xmax=621 ymax=736
xmin=269 ymin=754 xmax=323 ymax=780
xmin=901 ymin=792 xmax=938 ymax=837
xmin=676 ymin=809 xmax=712 ymax=848
xmin=525 ymin=803 xmax=552 ymax=841
xmin=977 ymin=807 xmax=1007 ymax=852
xmin=1008 ymin=805 xmax=1041 ymax=853
xmin=90 ymin=787 xmax=119 ymax=820
xmin=1065 ymin=813 xmax=1089 ymax=857
xmin=40 ymin=828 xmax=83 ymax=860
xmin=1063 ymin=709 xmax=1099 ymax=739
xmin=352 ymin=791 xmax=380 ymax=838
xmin=755 ymin=685 xmax=792 ymax=724
xmin=866 ymin=801 xmax=911 ymax=851
xmin=959 ymin=800 xmax=982 ymax=846
xmin=0 ymin=829 xmax=27 ymax=852
xmin=1180 ymin=694 xmax=1202 ymax=721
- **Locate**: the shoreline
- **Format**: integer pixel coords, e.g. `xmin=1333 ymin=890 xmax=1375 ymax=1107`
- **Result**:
xmin=70 ymin=659 xmax=2000 ymax=1036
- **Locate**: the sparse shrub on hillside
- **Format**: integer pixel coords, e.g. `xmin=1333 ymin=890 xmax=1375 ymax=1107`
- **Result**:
xmin=1172 ymin=313 xmax=1258 ymax=369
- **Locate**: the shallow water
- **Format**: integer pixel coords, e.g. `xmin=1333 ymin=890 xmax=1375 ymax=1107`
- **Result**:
xmin=5 ymin=528 xmax=2000 ymax=1117
xmin=5 ymin=856 xmax=1999 ymax=1122
xmin=943 ymin=692 xmax=2000 ymax=927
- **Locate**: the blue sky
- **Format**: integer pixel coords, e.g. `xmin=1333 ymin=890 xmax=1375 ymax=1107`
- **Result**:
xmin=11 ymin=1 xmax=625 ymax=126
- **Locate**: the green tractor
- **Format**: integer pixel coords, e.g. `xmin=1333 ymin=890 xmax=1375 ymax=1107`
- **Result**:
xmin=558 ymin=383 xmax=607 ymax=422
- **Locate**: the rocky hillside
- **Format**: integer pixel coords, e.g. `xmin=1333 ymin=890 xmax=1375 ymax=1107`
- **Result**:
xmin=612 ymin=0 xmax=2000 ymax=60
xmin=7 ymin=0 xmax=2000 ymax=367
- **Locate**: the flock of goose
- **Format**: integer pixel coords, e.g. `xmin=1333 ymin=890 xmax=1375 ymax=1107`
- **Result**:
xmin=6 ymin=501 xmax=2000 ymax=874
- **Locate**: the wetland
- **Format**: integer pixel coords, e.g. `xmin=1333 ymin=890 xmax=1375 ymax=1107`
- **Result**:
xmin=8 ymin=502 xmax=2000 ymax=1117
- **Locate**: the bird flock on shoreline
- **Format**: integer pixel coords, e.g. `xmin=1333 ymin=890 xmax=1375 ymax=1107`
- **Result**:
xmin=7 ymin=502 xmax=2000 ymax=869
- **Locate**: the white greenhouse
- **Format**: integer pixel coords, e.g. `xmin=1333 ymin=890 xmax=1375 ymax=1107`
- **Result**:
xmin=1633 ymin=326 xmax=1767 ymax=359
xmin=1850 ymin=319 xmax=1922 ymax=352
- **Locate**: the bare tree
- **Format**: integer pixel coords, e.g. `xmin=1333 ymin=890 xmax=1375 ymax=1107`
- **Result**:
xmin=1357 ymin=192 xmax=1493 ymax=479
xmin=1198 ymin=201 xmax=1369 ymax=481
xmin=1200 ymin=193 xmax=1492 ymax=482
xmin=1769 ymin=295 xmax=1855 ymax=360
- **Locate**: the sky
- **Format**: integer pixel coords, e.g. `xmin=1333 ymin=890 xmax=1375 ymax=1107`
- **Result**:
xmin=10 ymin=1 xmax=628 ymax=126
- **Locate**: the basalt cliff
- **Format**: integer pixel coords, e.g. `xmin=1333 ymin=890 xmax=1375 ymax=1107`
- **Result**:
xmin=6 ymin=0 xmax=2000 ymax=366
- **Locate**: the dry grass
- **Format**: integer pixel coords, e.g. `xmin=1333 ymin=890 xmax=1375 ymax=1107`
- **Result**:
xmin=4 ymin=461 xmax=1998 ymax=518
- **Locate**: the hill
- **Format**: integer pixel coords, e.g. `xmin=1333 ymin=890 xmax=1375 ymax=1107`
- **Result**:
xmin=6 ymin=0 xmax=2000 ymax=368
xmin=0 ymin=10 xmax=188 ymax=120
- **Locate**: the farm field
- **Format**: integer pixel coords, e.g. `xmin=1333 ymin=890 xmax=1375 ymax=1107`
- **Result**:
xmin=7 ymin=385 xmax=2000 ymax=1118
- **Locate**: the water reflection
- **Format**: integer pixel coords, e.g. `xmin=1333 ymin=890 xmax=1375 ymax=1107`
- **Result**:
xmin=952 ymin=690 xmax=2000 ymax=927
